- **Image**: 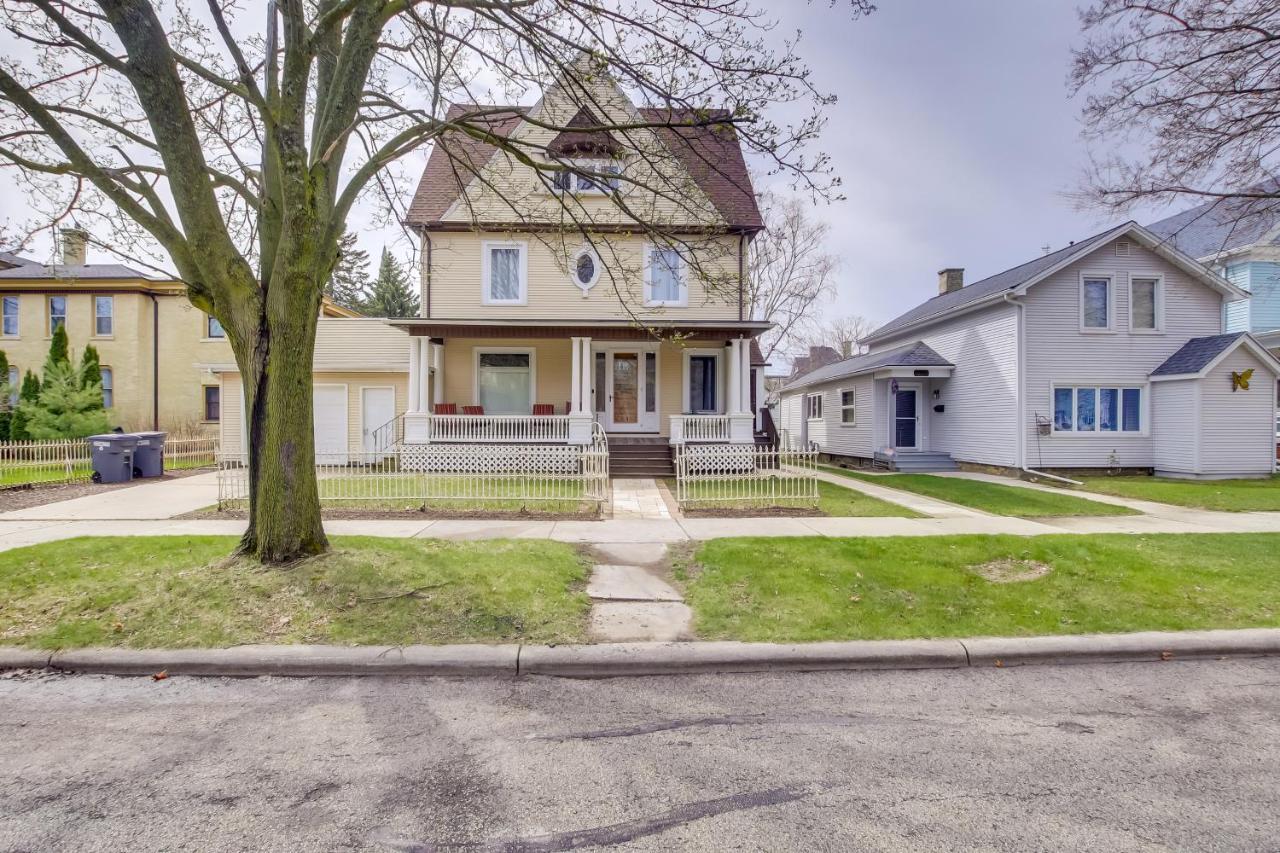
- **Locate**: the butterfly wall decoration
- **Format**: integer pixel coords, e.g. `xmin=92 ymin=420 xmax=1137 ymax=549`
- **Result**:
xmin=1230 ymin=368 xmax=1253 ymax=392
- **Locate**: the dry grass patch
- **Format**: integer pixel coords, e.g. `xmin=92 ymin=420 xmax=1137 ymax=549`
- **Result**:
xmin=972 ymin=558 xmax=1053 ymax=584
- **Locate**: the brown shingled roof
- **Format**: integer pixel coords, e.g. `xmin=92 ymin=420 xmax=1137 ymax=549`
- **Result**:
xmin=406 ymin=104 xmax=762 ymax=231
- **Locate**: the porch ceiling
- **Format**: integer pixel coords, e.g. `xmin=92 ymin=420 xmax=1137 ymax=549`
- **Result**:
xmin=386 ymin=318 xmax=772 ymax=340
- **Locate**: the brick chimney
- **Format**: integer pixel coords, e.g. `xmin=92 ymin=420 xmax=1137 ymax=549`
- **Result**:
xmin=61 ymin=228 xmax=88 ymax=266
xmin=938 ymin=267 xmax=964 ymax=295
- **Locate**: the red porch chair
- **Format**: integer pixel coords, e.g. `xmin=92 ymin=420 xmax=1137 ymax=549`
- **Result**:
xmin=433 ymin=403 xmax=457 ymax=415
xmin=462 ymin=405 xmax=485 ymax=415
xmin=532 ymin=403 xmax=555 ymax=416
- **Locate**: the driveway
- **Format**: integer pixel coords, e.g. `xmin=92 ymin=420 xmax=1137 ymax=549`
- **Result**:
xmin=1 ymin=660 xmax=1276 ymax=851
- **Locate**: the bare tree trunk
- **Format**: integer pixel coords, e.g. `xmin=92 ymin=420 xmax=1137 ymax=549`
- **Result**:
xmin=235 ymin=274 xmax=328 ymax=562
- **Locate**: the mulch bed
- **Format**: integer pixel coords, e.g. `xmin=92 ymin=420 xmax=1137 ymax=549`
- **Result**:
xmin=0 ymin=467 xmax=214 ymax=514
xmin=179 ymin=506 xmax=601 ymax=522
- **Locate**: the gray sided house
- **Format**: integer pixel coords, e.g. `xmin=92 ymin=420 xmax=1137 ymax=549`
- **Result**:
xmin=779 ymin=222 xmax=1280 ymax=478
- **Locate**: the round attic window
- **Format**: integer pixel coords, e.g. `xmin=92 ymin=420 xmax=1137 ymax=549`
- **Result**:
xmin=572 ymin=247 xmax=601 ymax=293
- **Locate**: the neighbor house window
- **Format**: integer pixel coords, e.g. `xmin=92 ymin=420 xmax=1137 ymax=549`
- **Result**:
xmin=48 ymin=296 xmax=66 ymax=334
xmin=482 ymin=242 xmax=527 ymax=305
xmin=1053 ymin=385 xmax=1142 ymax=433
xmin=203 ymin=385 xmax=220 ymax=421
xmin=647 ymin=246 xmax=685 ymax=306
xmin=477 ymin=350 xmax=532 ymax=414
xmin=1130 ymin=276 xmax=1161 ymax=331
xmin=688 ymin=355 xmax=716 ymax=413
xmin=94 ymin=296 xmax=114 ymax=336
xmin=2 ymin=296 xmax=17 ymax=336
xmin=806 ymin=393 xmax=823 ymax=420
xmin=840 ymin=389 xmax=857 ymax=425
xmin=206 ymin=314 xmax=225 ymax=338
xmin=7 ymin=365 xmax=17 ymax=406
xmin=1081 ymin=275 xmax=1112 ymax=330
xmin=100 ymin=367 xmax=113 ymax=408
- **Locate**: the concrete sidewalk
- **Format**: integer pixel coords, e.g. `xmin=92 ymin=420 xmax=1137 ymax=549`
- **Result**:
xmin=0 ymin=471 xmax=221 ymax=521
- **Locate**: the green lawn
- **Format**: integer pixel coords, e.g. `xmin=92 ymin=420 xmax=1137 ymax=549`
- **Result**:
xmin=0 ymin=536 xmax=590 ymax=649
xmin=821 ymin=466 xmax=1137 ymax=518
xmin=667 ymin=478 xmax=919 ymax=517
xmin=0 ymin=455 xmax=213 ymax=487
xmin=1079 ymin=475 xmax=1280 ymax=512
xmin=681 ymin=534 xmax=1280 ymax=642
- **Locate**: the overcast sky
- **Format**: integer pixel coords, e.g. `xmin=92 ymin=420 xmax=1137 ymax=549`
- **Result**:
xmin=771 ymin=0 xmax=1164 ymax=328
xmin=2 ymin=2 xmax=1173 ymax=334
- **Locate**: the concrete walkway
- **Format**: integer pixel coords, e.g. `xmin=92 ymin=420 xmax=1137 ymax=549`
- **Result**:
xmin=0 ymin=471 xmax=220 ymax=520
xmin=585 ymin=543 xmax=691 ymax=642
xmin=609 ymin=478 xmax=671 ymax=519
xmin=812 ymin=467 xmax=990 ymax=517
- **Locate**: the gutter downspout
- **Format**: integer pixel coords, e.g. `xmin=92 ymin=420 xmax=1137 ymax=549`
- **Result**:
xmin=738 ymin=233 xmax=747 ymax=322
xmin=149 ymin=293 xmax=159 ymax=430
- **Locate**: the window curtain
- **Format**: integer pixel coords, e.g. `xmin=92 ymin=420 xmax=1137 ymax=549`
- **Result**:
xmin=489 ymin=248 xmax=520 ymax=300
xmin=478 ymin=352 xmax=531 ymax=413
xmin=1083 ymin=279 xmax=1109 ymax=327
xmin=652 ymin=249 xmax=682 ymax=301
xmin=1131 ymin=279 xmax=1156 ymax=328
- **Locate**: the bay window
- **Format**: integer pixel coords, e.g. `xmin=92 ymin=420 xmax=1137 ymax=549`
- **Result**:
xmin=1053 ymin=385 xmax=1142 ymax=433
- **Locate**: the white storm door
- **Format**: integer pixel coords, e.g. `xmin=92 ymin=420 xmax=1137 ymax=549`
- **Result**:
xmin=361 ymin=386 xmax=396 ymax=456
xmin=313 ymin=384 xmax=348 ymax=463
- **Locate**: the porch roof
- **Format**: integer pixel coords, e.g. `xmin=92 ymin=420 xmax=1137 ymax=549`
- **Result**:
xmin=385 ymin=317 xmax=771 ymax=340
xmin=779 ymin=340 xmax=954 ymax=393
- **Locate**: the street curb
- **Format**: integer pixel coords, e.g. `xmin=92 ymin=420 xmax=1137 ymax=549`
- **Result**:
xmin=5 ymin=629 xmax=1277 ymax=680
xmin=47 ymin=644 xmax=520 ymax=678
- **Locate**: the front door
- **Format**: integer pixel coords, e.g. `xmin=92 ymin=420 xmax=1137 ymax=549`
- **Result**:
xmin=892 ymin=382 xmax=922 ymax=451
xmin=604 ymin=350 xmax=657 ymax=432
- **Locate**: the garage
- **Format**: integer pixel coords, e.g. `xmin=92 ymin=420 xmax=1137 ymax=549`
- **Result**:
xmin=312 ymin=384 xmax=348 ymax=463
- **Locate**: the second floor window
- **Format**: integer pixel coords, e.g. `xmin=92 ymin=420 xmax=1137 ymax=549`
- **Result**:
xmin=647 ymin=247 xmax=685 ymax=306
xmin=1130 ymin=276 xmax=1161 ymax=331
xmin=48 ymin=296 xmax=66 ymax=335
xmin=206 ymin=314 xmax=225 ymax=338
xmin=2 ymin=296 xmax=16 ymax=336
xmin=95 ymin=296 xmax=114 ymax=336
xmin=100 ymin=367 xmax=113 ymax=408
xmin=1081 ymin=276 xmax=1111 ymax=330
xmin=483 ymin=242 xmax=526 ymax=305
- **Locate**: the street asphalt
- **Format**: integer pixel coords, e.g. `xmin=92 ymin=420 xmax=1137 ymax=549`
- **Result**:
xmin=1 ymin=660 xmax=1277 ymax=852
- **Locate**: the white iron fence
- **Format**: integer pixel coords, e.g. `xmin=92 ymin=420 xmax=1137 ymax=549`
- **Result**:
xmin=0 ymin=436 xmax=218 ymax=487
xmin=218 ymin=423 xmax=609 ymax=511
xmin=674 ymin=442 xmax=819 ymax=508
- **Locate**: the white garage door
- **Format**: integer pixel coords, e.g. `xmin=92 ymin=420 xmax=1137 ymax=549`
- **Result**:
xmin=313 ymin=384 xmax=348 ymax=463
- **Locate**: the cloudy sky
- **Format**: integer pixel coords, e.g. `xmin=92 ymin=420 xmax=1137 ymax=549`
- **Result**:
xmin=2 ymin=2 xmax=1173 ymax=333
xmin=770 ymin=0 xmax=1165 ymax=327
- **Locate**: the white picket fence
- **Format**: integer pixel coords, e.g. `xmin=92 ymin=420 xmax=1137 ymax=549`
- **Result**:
xmin=217 ymin=424 xmax=609 ymax=511
xmin=0 ymin=436 xmax=218 ymax=487
xmin=674 ymin=442 xmax=819 ymax=508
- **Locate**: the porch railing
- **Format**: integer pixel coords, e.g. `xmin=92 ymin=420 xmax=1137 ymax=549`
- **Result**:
xmin=421 ymin=414 xmax=571 ymax=443
xmin=674 ymin=441 xmax=819 ymax=508
xmin=669 ymin=414 xmax=730 ymax=444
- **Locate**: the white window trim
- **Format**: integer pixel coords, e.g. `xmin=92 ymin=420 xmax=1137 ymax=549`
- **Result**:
xmin=1079 ymin=271 xmax=1115 ymax=333
xmin=570 ymin=245 xmax=602 ymax=294
xmin=100 ymin=366 xmax=114 ymax=408
xmin=548 ymin=158 xmax=622 ymax=195
xmin=1127 ymin=273 xmax=1165 ymax=334
xmin=47 ymin=295 xmax=67 ymax=337
xmin=472 ymin=346 xmax=536 ymax=414
xmin=805 ymin=392 xmax=824 ymax=421
xmin=2 ymin=295 xmax=18 ymax=338
xmin=481 ymin=240 xmax=528 ymax=306
xmin=93 ymin=295 xmax=114 ymax=338
xmin=1049 ymin=383 xmax=1148 ymax=437
xmin=202 ymin=383 xmax=221 ymax=422
xmin=839 ymin=388 xmax=857 ymax=426
xmin=644 ymin=243 xmax=688 ymax=308
xmin=681 ymin=348 xmax=722 ymax=414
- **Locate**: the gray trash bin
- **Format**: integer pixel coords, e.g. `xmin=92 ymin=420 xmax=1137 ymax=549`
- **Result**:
xmin=86 ymin=434 xmax=138 ymax=484
xmin=131 ymin=431 xmax=167 ymax=478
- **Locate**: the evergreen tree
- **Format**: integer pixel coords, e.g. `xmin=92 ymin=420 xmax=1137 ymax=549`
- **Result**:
xmin=363 ymin=249 xmax=419 ymax=318
xmin=9 ymin=370 xmax=40 ymax=441
xmin=325 ymin=232 xmax=371 ymax=312
xmin=44 ymin=323 xmax=70 ymax=374
xmin=0 ymin=350 xmax=11 ymax=441
xmin=80 ymin=344 xmax=102 ymax=390
xmin=26 ymin=361 xmax=108 ymax=439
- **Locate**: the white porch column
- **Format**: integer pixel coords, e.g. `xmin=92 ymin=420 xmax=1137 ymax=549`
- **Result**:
xmin=567 ymin=336 xmax=594 ymax=445
xmin=418 ymin=337 xmax=432 ymax=412
xmin=407 ymin=337 xmax=421 ymax=413
xmin=727 ymin=337 xmax=755 ymax=444
xmin=430 ymin=340 xmax=445 ymax=409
